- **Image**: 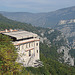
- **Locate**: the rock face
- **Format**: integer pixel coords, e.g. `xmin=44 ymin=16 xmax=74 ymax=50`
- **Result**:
xmin=56 ymin=19 xmax=75 ymax=45
xmin=38 ymin=28 xmax=74 ymax=66
xmin=57 ymin=46 xmax=74 ymax=66
xmin=38 ymin=29 xmax=52 ymax=46
xmin=58 ymin=19 xmax=75 ymax=25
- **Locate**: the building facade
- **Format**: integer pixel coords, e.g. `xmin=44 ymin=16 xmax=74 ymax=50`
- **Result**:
xmin=0 ymin=29 xmax=41 ymax=67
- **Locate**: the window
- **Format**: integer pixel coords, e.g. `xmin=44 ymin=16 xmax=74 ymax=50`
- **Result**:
xmin=37 ymin=50 xmax=38 ymax=53
xmin=29 ymin=43 xmax=30 ymax=47
xmin=29 ymin=50 xmax=31 ymax=56
xmin=36 ymin=43 xmax=38 ymax=46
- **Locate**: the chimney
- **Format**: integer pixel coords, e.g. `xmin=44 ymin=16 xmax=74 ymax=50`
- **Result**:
xmin=9 ymin=29 xmax=13 ymax=32
xmin=5 ymin=29 xmax=8 ymax=32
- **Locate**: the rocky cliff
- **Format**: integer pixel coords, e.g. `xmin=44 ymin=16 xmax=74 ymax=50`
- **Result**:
xmin=37 ymin=28 xmax=74 ymax=66
xmin=56 ymin=19 xmax=75 ymax=48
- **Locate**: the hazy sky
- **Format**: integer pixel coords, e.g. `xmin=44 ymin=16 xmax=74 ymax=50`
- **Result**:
xmin=0 ymin=0 xmax=75 ymax=13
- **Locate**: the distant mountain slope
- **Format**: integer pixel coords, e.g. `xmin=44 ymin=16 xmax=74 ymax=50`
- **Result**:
xmin=0 ymin=14 xmax=74 ymax=66
xmin=0 ymin=14 xmax=75 ymax=75
xmin=0 ymin=6 xmax=75 ymax=28
xmin=1 ymin=6 xmax=75 ymax=46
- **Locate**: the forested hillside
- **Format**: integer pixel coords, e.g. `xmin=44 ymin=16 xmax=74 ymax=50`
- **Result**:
xmin=0 ymin=14 xmax=37 ymax=32
xmin=0 ymin=14 xmax=75 ymax=75
xmin=1 ymin=34 xmax=75 ymax=75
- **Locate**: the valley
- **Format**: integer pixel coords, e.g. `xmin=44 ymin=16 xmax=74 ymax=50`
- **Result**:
xmin=0 ymin=6 xmax=75 ymax=75
xmin=0 ymin=6 xmax=75 ymax=46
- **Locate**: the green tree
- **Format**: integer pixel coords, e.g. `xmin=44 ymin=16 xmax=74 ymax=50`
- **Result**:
xmin=0 ymin=34 xmax=22 ymax=75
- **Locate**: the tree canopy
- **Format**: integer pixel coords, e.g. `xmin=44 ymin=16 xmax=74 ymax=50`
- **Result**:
xmin=0 ymin=34 xmax=22 ymax=75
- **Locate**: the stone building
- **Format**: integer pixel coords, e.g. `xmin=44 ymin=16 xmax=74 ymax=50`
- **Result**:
xmin=0 ymin=29 xmax=42 ymax=67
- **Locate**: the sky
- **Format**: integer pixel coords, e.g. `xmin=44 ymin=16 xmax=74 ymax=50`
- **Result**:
xmin=0 ymin=0 xmax=75 ymax=13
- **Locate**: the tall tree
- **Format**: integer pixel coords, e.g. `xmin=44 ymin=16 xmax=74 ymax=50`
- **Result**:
xmin=0 ymin=34 xmax=22 ymax=75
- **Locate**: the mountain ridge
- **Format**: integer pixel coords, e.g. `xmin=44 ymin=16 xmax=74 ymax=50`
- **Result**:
xmin=0 ymin=6 xmax=75 ymax=27
xmin=0 ymin=6 xmax=75 ymax=44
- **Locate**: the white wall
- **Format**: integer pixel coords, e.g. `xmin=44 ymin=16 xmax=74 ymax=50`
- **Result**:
xmin=16 ymin=40 xmax=40 ymax=66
